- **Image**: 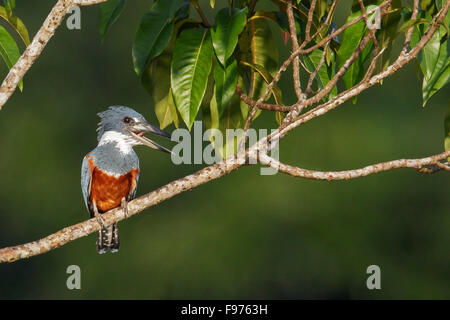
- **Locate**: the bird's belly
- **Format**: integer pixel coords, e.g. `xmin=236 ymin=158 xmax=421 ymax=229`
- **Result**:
xmin=90 ymin=168 xmax=138 ymax=213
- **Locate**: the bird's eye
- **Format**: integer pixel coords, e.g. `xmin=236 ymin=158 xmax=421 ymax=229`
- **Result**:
xmin=123 ymin=117 xmax=132 ymax=124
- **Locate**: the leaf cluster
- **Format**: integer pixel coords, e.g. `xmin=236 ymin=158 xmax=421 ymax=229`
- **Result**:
xmin=93 ymin=0 xmax=449 ymax=156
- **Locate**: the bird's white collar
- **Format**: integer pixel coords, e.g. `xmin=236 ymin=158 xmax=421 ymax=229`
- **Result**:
xmin=98 ymin=131 xmax=136 ymax=154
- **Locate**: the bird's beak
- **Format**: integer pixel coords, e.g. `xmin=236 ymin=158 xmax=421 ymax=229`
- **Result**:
xmin=127 ymin=122 xmax=173 ymax=154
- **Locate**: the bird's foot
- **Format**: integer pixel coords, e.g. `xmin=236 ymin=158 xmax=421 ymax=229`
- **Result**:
xmin=93 ymin=202 xmax=105 ymax=229
xmin=121 ymin=197 xmax=129 ymax=219
xmin=95 ymin=213 xmax=105 ymax=229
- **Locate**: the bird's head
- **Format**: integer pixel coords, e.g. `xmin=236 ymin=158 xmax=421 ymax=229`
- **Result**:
xmin=97 ymin=106 xmax=172 ymax=154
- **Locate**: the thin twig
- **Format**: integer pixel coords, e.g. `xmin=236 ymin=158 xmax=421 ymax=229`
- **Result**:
xmin=287 ymin=0 xmax=304 ymax=101
xmin=305 ymin=32 xmax=372 ymax=106
xmin=401 ymin=0 xmax=419 ymax=54
xmin=305 ymin=42 xmax=329 ymax=96
xmin=305 ymin=0 xmax=317 ymax=42
xmin=237 ymin=85 xmax=291 ymax=112
xmin=273 ymin=1 xmax=449 ymax=142
xmin=248 ymin=0 xmax=257 ymax=17
xmin=253 ymin=2 xmax=393 ymax=116
xmin=358 ymin=0 xmax=380 ymax=55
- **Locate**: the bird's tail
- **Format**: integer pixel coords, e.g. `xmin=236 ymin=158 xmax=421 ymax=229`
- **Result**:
xmin=97 ymin=223 xmax=120 ymax=254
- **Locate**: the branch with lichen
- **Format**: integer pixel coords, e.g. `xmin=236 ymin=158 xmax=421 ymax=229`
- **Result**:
xmin=0 ymin=0 xmax=107 ymax=110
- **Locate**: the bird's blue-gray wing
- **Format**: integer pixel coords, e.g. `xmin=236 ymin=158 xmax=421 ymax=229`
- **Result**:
xmin=81 ymin=156 xmax=93 ymax=214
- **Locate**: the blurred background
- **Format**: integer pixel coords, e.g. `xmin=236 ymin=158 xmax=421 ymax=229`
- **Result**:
xmin=0 ymin=0 xmax=448 ymax=299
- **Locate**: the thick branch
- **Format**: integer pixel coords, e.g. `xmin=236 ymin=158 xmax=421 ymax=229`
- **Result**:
xmin=0 ymin=161 xmax=241 ymax=263
xmin=0 ymin=0 xmax=107 ymax=110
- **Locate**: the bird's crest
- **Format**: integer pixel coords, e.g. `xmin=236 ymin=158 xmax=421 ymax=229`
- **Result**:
xmin=96 ymin=106 xmax=144 ymax=141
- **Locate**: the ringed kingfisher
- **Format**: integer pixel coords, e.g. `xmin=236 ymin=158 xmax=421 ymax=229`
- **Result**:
xmin=81 ymin=106 xmax=172 ymax=254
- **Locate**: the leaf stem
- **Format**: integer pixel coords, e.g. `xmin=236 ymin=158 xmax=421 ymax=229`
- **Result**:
xmin=248 ymin=0 xmax=257 ymax=17
xmin=191 ymin=0 xmax=210 ymax=27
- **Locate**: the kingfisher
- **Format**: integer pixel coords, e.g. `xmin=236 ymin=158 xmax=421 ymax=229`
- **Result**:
xmin=81 ymin=106 xmax=172 ymax=254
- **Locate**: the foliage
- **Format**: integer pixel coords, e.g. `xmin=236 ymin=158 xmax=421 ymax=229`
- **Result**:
xmin=0 ymin=0 xmax=29 ymax=91
xmin=0 ymin=1 xmax=448 ymax=149
xmin=98 ymin=0 xmax=449 ymax=144
xmin=6 ymin=0 xmax=449 ymax=156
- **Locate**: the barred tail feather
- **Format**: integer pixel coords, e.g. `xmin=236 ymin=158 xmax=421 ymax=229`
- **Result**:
xmin=111 ymin=223 xmax=120 ymax=253
xmin=97 ymin=223 xmax=120 ymax=254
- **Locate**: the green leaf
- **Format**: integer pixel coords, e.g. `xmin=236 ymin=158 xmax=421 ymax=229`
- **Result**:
xmin=337 ymin=5 xmax=377 ymax=102
xmin=411 ymin=13 xmax=450 ymax=106
xmin=171 ymin=28 xmax=213 ymax=129
xmin=141 ymin=19 xmax=199 ymax=129
xmin=304 ymin=49 xmax=337 ymax=100
xmin=210 ymin=0 xmax=215 ymax=9
xmin=398 ymin=18 xmax=449 ymax=37
xmin=420 ymin=0 xmax=437 ymax=15
xmin=156 ymin=88 xmax=178 ymax=129
xmin=240 ymin=61 xmax=283 ymax=105
xmin=292 ymin=1 xmax=320 ymax=31
xmin=132 ymin=0 xmax=186 ymax=76
xmin=239 ymin=15 xmax=278 ymax=102
xmin=4 ymin=0 xmax=14 ymax=14
xmin=143 ymin=51 xmax=179 ymax=129
xmin=377 ymin=1 xmax=402 ymax=73
xmin=214 ymin=56 xmax=238 ymax=117
xmin=211 ymin=7 xmax=248 ymax=66
xmin=202 ymin=86 xmax=247 ymax=159
xmin=98 ymin=0 xmax=126 ymax=40
xmin=0 ymin=24 xmax=22 ymax=90
xmin=316 ymin=0 xmax=328 ymax=20
xmin=0 ymin=6 xmax=30 ymax=45
xmin=240 ymin=60 xmax=285 ymax=125
xmin=337 ymin=19 xmax=365 ymax=89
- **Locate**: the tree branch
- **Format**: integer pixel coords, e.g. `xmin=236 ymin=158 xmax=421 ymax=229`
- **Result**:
xmin=0 ymin=0 xmax=107 ymax=110
xmin=247 ymin=1 xmax=393 ymax=119
xmin=258 ymin=151 xmax=450 ymax=180
xmin=0 ymin=161 xmax=241 ymax=263
xmin=358 ymin=0 xmax=379 ymax=55
xmin=236 ymin=85 xmax=291 ymax=112
xmin=401 ymin=0 xmax=419 ymax=55
xmin=305 ymin=32 xmax=372 ymax=106
xmin=305 ymin=0 xmax=316 ymax=42
xmin=305 ymin=42 xmax=329 ymax=96
xmin=287 ymin=0 xmax=304 ymax=102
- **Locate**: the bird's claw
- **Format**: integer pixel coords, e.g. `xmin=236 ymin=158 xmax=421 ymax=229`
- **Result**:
xmin=95 ymin=213 xmax=105 ymax=229
xmin=121 ymin=197 xmax=129 ymax=219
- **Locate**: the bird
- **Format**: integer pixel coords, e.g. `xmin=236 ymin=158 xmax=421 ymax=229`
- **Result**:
xmin=81 ymin=106 xmax=172 ymax=254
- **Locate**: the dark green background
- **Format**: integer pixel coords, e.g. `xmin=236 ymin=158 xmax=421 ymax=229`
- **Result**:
xmin=0 ymin=0 xmax=448 ymax=299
